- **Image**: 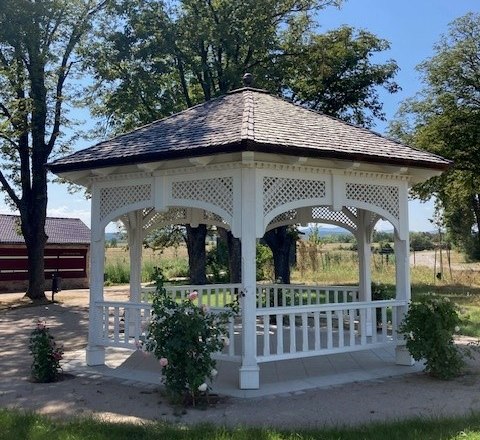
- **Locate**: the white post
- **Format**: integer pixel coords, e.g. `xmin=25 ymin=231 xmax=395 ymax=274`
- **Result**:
xmin=395 ymin=181 xmax=414 ymax=365
xmin=394 ymin=233 xmax=414 ymax=365
xmin=128 ymin=210 xmax=143 ymax=303
xmin=127 ymin=210 xmax=144 ymax=339
xmin=86 ymin=187 xmax=106 ymax=365
xmin=357 ymin=209 xmax=373 ymax=336
xmin=239 ymin=166 xmax=260 ymax=389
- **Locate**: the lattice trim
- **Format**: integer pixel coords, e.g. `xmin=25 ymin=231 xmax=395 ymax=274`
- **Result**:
xmin=263 ymin=177 xmax=326 ymax=216
xmin=143 ymin=208 xmax=187 ymax=230
xmin=203 ymin=210 xmax=227 ymax=224
xmin=172 ymin=177 xmax=233 ymax=216
xmin=311 ymin=206 xmax=357 ymax=230
xmin=99 ymin=184 xmax=152 ymax=222
xmin=269 ymin=209 xmax=298 ymax=224
xmin=345 ymin=183 xmax=399 ymax=220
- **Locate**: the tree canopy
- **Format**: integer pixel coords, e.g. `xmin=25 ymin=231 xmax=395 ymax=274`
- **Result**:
xmin=390 ymin=13 xmax=480 ymax=260
xmin=84 ymin=0 xmax=399 ymax=283
xmin=0 ymin=0 xmax=106 ymax=299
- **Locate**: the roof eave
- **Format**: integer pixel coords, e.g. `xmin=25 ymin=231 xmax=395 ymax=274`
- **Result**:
xmin=47 ymin=139 xmax=452 ymax=175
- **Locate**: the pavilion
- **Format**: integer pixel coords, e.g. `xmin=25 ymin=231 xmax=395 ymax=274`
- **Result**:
xmin=48 ymin=77 xmax=450 ymax=390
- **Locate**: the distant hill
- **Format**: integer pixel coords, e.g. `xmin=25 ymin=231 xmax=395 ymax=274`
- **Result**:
xmin=298 ymin=226 xmax=353 ymax=239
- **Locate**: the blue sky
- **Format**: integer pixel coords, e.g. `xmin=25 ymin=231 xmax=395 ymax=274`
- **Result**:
xmin=1 ymin=0 xmax=477 ymax=232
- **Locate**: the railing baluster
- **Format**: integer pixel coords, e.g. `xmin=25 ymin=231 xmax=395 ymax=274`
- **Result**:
xmin=327 ymin=311 xmax=333 ymax=349
xmin=314 ymin=311 xmax=320 ymax=350
xmin=302 ymin=313 xmax=308 ymax=351
xmin=349 ymin=308 xmax=355 ymax=346
xmin=289 ymin=313 xmax=296 ymax=353
xmin=338 ymin=310 xmax=344 ymax=348
xmin=382 ymin=307 xmax=388 ymax=341
xmin=113 ymin=307 xmax=120 ymax=343
xmin=124 ymin=307 xmax=130 ymax=343
xmin=371 ymin=307 xmax=377 ymax=344
xmin=263 ymin=315 xmax=270 ymax=357
xmin=228 ymin=317 xmax=235 ymax=357
xmin=360 ymin=308 xmax=367 ymax=346
xmin=276 ymin=314 xmax=283 ymax=355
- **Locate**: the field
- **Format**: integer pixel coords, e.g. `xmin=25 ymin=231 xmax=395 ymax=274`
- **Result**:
xmin=104 ymin=243 xmax=480 ymax=337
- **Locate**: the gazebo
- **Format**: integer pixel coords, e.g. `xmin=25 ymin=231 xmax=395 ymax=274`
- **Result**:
xmin=48 ymin=79 xmax=450 ymax=390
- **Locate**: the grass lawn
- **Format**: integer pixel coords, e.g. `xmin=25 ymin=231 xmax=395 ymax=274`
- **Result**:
xmin=3 ymin=408 xmax=480 ymax=440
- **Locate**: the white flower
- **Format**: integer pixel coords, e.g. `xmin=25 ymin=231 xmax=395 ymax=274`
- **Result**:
xmin=454 ymin=326 xmax=460 ymax=333
xmin=198 ymin=383 xmax=208 ymax=392
xmin=210 ymin=368 xmax=218 ymax=377
xmin=222 ymin=336 xmax=230 ymax=347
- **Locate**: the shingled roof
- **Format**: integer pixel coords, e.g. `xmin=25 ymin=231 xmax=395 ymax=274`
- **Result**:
xmin=0 ymin=215 xmax=90 ymax=245
xmin=47 ymin=87 xmax=450 ymax=173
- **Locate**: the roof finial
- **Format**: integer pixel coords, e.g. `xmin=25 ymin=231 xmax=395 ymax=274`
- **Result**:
xmin=242 ymin=72 xmax=253 ymax=87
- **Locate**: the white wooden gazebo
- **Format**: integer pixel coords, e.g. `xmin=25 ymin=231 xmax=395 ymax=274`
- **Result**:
xmin=48 ymin=81 xmax=449 ymax=390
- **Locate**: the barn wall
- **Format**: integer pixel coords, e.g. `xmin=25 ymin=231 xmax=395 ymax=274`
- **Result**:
xmin=0 ymin=244 xmax=90 ymax=292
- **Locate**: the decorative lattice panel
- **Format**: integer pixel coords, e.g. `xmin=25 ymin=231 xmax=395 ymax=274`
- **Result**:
xmin=143 ymin=208 xmax=187 ymax=230
xmin=203 ymin=210 xmax=226 ymax=224
xmin=263 ymin=177 xmax=326 ymax=216
xmin=345 ymin=183 xmax=399 ymax=220
xmin=172 ymin=177 xmax=233 ymax=216
xmin=100 ymin=184 xmax=152 ymax=221
xmin=269 ymin=209 xmax=298 ymax=225
xmin=311 ymin=206 xmax=357 ymax=230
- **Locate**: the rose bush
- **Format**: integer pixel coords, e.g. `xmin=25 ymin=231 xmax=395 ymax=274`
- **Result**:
xmin=142 ymin=268 xmax=238 ymax=405
xmin=29 ymin=320 xmax=63 ymax=382
xmin=399 ymin=295 xmax=469 ymax=379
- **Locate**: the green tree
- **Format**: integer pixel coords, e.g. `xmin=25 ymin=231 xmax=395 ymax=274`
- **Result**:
xmin=390 ymin=13 xmax=480 ymax=260
xmin=86 ymin=0 xmax=399 ymax=283
xmin=0 ymin=0 xmax=106 ymax=300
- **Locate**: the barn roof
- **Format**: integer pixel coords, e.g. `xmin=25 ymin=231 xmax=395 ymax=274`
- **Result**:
xmin=0 ymin=215 xmax=90 ymax=245
xmin=47 ymin=87 xmax=450 ymax=174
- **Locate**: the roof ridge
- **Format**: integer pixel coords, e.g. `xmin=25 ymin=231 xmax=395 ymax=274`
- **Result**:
xmin=241 ymin=90 xmax=255 ymax=140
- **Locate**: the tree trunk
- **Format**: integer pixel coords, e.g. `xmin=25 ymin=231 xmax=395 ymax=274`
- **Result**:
xmin=22 ymin=204 xmax=48 ymax=301
xmin=185 ymin=224 xmax=207 ymax=284
xmin=218 ymin=227 xmax=241 ymax=283
xmin=263 ymin=226 xmax=295 ymax=284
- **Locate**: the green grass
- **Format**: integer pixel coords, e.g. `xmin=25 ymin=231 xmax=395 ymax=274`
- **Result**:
xmin=3 ymin=409 xmax=480 ymax=440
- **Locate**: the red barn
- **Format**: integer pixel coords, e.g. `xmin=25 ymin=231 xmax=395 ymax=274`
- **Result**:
xmin=0 ymin=214 xmax=90 ymax=292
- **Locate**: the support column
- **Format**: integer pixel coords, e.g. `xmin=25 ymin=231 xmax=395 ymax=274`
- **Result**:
xmin=86 ymin=189 xmax=106 ymax=365
xmin=357 ymin=209 xmax=373 ymax=336
xmin=128 ymin=210 xmax=144 ymax=302
xmin=394 ymin=233 xmax=414 ymax=365
xmin=127 ymin=210 xmax=144 ymax=340
xmin=239 ymin=166 xmax=260 ymax=389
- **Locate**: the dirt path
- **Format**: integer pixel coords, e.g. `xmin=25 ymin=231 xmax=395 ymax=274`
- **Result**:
xmin=1 ymin=289 xmax=480 ymax=428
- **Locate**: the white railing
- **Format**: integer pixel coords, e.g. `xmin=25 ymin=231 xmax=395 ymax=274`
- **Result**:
xmin=142 ymin=283 xmax=242 ymax=308
xmin=256 ymin=284 xmax=359 ymax=308
xmin=255 ymin=299 xmax=407 ymax=362
xmin=95 ymin=283 xmax=241 ymax=361
xmin=93 ymin=283 xmax=404 ymax=365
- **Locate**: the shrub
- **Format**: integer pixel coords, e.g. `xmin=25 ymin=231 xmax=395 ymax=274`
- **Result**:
xmin=142 ymin=268 xmax=238 ymax=405
xmin=399 ymin=295 xmax=467 ymax=379
xmin=29 ymin=320 xmax=63 ymax=382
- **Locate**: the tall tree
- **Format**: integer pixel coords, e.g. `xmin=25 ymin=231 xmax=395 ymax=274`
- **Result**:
xmin=0 ymin=0 xmax=106 ymax=300
xmin=390 ymin=13 xmax=480 ymax=260
xmin=86 ymin=0 xmax=398 ymax=282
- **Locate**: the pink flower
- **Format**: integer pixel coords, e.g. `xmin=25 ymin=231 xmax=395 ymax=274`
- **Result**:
xmin=188 ymin=291 xmax=198 ymax=301
xmin=159 ymin=357 xmax=168 ymax=367
xmin=36 ymin=320 xmax=46 ymax=330
xmin=53 ymin=352 xmax=63 ymax=361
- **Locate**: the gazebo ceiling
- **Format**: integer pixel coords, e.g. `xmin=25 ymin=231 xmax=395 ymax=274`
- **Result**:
xmin=47 ymin=87 xmax=451 ymax=175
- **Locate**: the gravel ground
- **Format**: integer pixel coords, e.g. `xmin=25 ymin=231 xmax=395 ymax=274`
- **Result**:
xmin=1 ymin=288 xmax=480 ymax=428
